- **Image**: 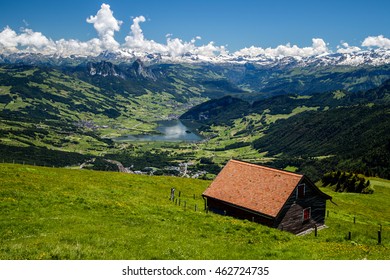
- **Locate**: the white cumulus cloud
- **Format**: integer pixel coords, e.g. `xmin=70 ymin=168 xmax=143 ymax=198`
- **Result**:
xmin=0 ymin=4 xmax=122 ymax=56
xmin=336 ymin=42 xmax=361 ymax=54
xmin=17 ymin=28 xmax=54 ymax=49
xmin=86 ymin=3 xmax=122 ymax=51
xmin=234 ymin=38 xmax=329 ymax=58
xmin=1 ymin=3 xmax=388 ymax=60
xmin=123 ymin=16 xmax=225 ymax=57
xmin=124 ymin=15 xmax=165 ymax=53
xmin=55 ymin=38 xmax=103 ymax=57
xmin=0 ymin=26 xmax=55 ymax=53
xmin=0 ymin=26 xmax=19 ymax=50
xmin=362 ymin=35 xmax=390 ymax=49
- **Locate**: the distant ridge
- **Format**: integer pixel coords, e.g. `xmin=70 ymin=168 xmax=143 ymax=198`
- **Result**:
xmin=1 ymin=48 xmax=390 ymax=67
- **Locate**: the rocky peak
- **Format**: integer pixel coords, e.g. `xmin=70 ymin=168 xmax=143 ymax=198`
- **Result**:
xmin=130 ymin=58 xmax=157 ymax=81
xmin=87 ymin=61 xmax=123 ymax=78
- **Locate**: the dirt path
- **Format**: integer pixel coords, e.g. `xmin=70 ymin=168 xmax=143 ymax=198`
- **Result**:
xmin=104 ymin=159 xmax=132 ymax=173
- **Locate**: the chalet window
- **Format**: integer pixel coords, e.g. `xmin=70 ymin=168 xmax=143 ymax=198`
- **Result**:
xmin=303 ymin=207 xmax=311 ymax=221
xmin=297 ymin=184 xmax=305 ymax=199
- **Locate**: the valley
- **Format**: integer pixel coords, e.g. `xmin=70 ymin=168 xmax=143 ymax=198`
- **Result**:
xmin=1 ymin=59 xmax=390 ymax=180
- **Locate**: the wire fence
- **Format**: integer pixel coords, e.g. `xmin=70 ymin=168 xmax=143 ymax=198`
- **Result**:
xmin=2 ymin=160 xmax=387 ymax=245
xmin=168 ymin=189 xmax=388 ymax=245
xmin=1 ymin=158 xmax=58 ymax=168
xmin=168 ymin=188 xmax=207 ymax=213
xmin=325 ymin=210 xmax=388 ymax=245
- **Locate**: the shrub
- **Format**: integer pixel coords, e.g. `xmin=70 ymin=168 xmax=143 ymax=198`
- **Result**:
xmin=321 ymin=171 xmax=373 ymax=194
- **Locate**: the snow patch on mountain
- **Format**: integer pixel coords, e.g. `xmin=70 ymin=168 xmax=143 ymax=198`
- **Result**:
xmin=1 ymin=3 xmax=390 ymax=68
xmin=1 ymin=47 xmax=390 ymax=68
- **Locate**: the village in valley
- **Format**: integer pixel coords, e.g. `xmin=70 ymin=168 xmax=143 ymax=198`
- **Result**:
xmin=93 ymin=158 xmax=208 ymax=178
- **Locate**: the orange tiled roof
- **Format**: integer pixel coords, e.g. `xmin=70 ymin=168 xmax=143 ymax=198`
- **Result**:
xmin=202 ymin=159 xmax=304 ymax=217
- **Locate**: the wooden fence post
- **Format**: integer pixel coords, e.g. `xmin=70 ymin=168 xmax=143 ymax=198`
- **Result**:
xmin=353 ymin=217 xmax=356 ymax=224
xmin=314 ymin=224 xmax=318 ymax=237
xmin=348 ymin=231 xmax=352 ymax=240
xmin=378 ymin=230 xmax=382 ymax=245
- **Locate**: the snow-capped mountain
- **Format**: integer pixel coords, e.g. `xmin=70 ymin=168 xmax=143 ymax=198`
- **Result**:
xmin=98 ymin=48 xmax=390 ymax=68
xmin=1 ymin=48 xmax=390 ymax=68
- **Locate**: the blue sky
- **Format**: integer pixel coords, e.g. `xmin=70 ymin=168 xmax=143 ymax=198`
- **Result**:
xmin=1 ymin=0 xmax=389 ymax=56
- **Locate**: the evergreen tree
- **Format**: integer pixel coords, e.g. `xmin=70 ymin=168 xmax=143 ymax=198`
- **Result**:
xmin=321 ymin=171 xmax=373 ymax=194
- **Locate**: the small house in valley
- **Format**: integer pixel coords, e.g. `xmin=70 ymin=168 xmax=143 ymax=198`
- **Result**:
xmin=202 ymin=159 xmax=332 ymax=234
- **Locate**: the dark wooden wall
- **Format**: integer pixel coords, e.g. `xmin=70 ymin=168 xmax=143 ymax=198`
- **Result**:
xmin=275 ymin=178 xmax=327 ymax=234
xmin=205 ymin=197 xmax=274 ymax=227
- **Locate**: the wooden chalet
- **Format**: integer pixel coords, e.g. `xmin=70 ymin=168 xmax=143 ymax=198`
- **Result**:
xmin=202 ymin=159 xmax=332 ymax=234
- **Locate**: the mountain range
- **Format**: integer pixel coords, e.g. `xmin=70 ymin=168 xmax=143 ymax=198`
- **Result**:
xmin=2 ymin=48 xmax=390 ymax=68
xmin=2 ymin=49 xmax=390 ymax=100
xmin=1 ymin=48 xmax=389 ymax=180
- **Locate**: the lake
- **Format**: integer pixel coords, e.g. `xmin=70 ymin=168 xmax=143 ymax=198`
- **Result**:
xmin=114 ymin=119 xmax=203 ymax=142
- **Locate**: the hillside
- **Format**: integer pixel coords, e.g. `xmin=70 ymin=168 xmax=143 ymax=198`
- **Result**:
xmin=0 ymin=62 xmax=244 ymax=141
xmin=181 ymin=79 xmax=390 ymax=180
xmin=0 ymin=63 xmax=208 ymax=165
xmin=252 ymin=105 xmax=390 ymax=179
xmin=1 ymin=60 xmax=390 ymax=178
xmin=0 ymin=163 xmax=389 ymax=260
xmin=182 ymin=78 xmax=390 ymax=124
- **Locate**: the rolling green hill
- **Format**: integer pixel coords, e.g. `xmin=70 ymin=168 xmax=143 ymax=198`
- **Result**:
xmin=1 ymin=61 xmax=390 ymax=178
xmin=182 ymin=79 xmax=390 ymax=180
xmin=252 ymin=105 xmax=390 ymax=179
xmin=181 ymin=78 xmax=390 ymax=126
xmin=0 ymin=62 xmax=244 ymax=149
xmin=0 ymin=163 xmax=389 ymax=260
xmin=0 ymin=63 xmax=206 ymax=165
xmin=231 ymin=64 xmax=390 ymax=97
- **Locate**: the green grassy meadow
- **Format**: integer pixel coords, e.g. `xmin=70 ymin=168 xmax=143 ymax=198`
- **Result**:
xmin=0 ymin=163 xmax=389 ymax=260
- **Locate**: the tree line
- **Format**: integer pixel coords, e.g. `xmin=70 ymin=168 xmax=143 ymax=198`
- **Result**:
xmin=321 ymin=171 xmax=373 ymax=194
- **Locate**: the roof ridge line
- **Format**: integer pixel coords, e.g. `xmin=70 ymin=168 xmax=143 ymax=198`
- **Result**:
xmin=229 ymin=159 xmax=303 ymax=178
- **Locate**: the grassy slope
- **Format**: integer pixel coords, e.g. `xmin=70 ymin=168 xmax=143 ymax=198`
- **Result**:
xmin=1 ymin=164 xmax=389 ymax=260
xmin=0 ymin=65 xmax=213 ymax=168
xmin=0 ymin=64 xmax=210 ymax=148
